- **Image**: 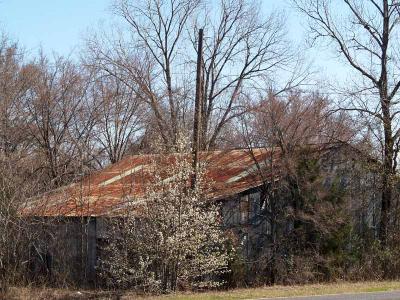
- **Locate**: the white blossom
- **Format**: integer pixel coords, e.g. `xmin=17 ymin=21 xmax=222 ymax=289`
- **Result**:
xmin=98 ymin=136 xmax=232 ymax=292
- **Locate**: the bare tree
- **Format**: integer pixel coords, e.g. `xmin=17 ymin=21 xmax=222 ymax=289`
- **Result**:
xmin=114 ymin=0 xmax=201 ymax=148
xmin=0 ymin=36 xmax=32 ymax=157
xmin=0 ymin=36 xmax=33 ymax=292
xmin=85 ymin=0 xmax=200 ymax=149
xmin=86 ymin=0 xmax=309 ymax=150
xmin=293 ymin=0 xmax=400 ymax=245
xmin=236 ymin=93 xmax=369 ymax=284
xmin=24 ymin=55 xmax=96 ymax=188
xmin=92 ymin=74 xmax=145 ymax=164
xmin=242 ymin=93 xmax=356 ymax=151
xmin=195 ymin=0 xmax=308 ymax=149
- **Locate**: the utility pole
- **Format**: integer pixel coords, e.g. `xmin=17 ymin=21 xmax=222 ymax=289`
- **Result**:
xmin=192 ymin=28 xmax=203 ymax=188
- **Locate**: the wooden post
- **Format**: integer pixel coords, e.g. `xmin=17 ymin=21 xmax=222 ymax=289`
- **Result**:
xmin=192 ymin=28 xmax=204 ymax=188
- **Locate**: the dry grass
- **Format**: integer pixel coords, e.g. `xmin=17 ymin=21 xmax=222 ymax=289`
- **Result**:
xmin=2 ymin=287 xmax=121 ymax=300
xmin=130 ymin=281 xmax=400 ymax=300
xmin=4 ymin=281 xmax=400 ymax=300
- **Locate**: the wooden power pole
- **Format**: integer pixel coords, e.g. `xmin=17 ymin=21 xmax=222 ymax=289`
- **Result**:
xmin=192 ymin=28 xmax=204 ymax=188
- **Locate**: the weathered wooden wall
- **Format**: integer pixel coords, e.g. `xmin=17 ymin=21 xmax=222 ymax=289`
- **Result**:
xmin=29 ymin=217 xmax=97 ymax=286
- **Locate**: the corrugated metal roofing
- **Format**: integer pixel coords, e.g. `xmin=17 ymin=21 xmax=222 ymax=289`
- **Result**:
xmin=20 ymin=148 xmax=280 ymax=217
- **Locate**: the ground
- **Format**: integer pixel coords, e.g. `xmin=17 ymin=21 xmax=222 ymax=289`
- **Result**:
xmin=4 ymin=281 xmax=400 ymax=300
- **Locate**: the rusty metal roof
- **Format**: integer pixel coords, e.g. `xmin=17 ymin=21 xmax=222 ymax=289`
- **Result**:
xmin=21 ymin=148 xmax=280 ymax=217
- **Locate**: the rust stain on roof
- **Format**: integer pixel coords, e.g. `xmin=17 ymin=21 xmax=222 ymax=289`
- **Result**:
xmin=21 ymin=148 xmax=280 ymax=217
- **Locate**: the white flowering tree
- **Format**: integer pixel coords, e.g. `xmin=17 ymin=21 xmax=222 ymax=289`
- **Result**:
xmin=98 ymin=141 xmax=231 ymax=292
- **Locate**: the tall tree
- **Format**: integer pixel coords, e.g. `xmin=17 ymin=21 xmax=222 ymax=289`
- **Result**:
xmin=92 ymin=73 xmax=145 ymax=164
xmin=86 ymin=0 xmax=200 ymax=149
xmin=196 ymin=0 xmax=307 ymax=149
xmin=293 ymin=0 xmax=400 ymax=245
xmin=0 ymin=36 xmax=32 ymax=156
xmin=24 ymin=55 xmax=96 ymax=187
xmin=86 ymin=0 xmax=307 ymax=150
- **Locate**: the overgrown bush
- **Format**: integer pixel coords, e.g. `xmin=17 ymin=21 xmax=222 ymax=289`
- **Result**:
xmin=228 ymin=147 xmax=398 ymax=286
xmin=0 ymin=160 xmax=32 ymax=292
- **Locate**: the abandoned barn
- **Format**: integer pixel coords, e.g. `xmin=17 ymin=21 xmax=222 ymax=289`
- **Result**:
xmin=20 ymin=145 xmax=380 ymax=285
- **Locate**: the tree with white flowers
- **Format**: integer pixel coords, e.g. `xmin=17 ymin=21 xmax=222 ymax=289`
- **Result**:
xmin=98 ymin=139 xmax=231 ymax=292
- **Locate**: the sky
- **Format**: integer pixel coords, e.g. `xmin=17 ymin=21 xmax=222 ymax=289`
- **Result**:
xmin=0 ymin=1 xmax=299 ymax=54
xmin=0 ymin=0 xmax=345 ymax=81
xmin=0 ymin=0 xmax=111 ymax=56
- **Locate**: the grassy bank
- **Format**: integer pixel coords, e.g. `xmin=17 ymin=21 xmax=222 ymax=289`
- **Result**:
xmin=134 ymin=281 xmax=400 ymax=300
xmin=5 ymin=281 xmax=400 ymax=300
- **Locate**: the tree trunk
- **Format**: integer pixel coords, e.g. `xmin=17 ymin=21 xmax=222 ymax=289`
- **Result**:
xmin=378 ymin=0 xmax=392 ymax=246
xmin=379 ymin=120 xmax=393 ymax=245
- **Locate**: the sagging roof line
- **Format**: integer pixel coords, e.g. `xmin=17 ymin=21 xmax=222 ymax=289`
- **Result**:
xmin=20 ymin=148 xmax=280 ymax=217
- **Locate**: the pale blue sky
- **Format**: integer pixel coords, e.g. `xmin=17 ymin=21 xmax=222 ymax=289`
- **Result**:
xmin=0 ymin=0 xmax=344 ymax=81
xmin=0 ymin=1 xmax=303 ymax=54
xmin=0 ymin=0 xmax=111 ymax=56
